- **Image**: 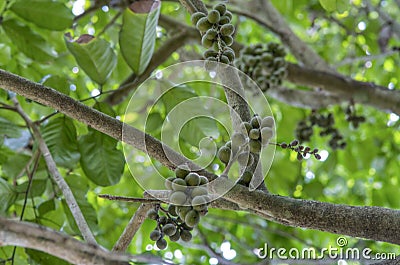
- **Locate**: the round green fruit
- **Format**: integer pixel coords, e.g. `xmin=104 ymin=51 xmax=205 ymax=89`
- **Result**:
xmin=237 ymin=152 xmax=254 ymax=167
xmin=261 ymin=127 xmax=274 ymax=145
xmin=175 ymin=166 xmax=190 ymax=179
xmin=158 ymin=216 xmax=167 ymax=225
xmin=199 ymin=175 xmax=209 ymax=185
xmin=261 ymin=116 xmax=274 ymax=128
xmin=150 ymin=229 xmax=161 ymax=241
xmin=172 ymin=178 xmax=187 ymax=192
xmin=177 ymin=206 xmax=192 ymax=220
xmin=156 ymin=238 xmax=167 ymax=250
xmin=164 ymin=176 xmax=176 ymax=190
xmin=196 ymin=17 xmax=213 ymax=32
xmin=168 ymin=204 xmax=178 ymax=217
xmin=185 ymin=172 xmax=201 ymax=186
xmin=169 ymin=229 xmax=181 ymax=242
xmin=240 ymin=121 xmax=252 ymax=135
xmin=191 ymin=186 xmax=208 ymax=197
xmin=221 ymin=35 xmax=233 ymax=46
xmin=205 ymin=28 xmax=218 ymax=40
xmin=220 ymin=54 xmax=230 ymax=64
xmin=249 ymin=128 xmax=261 ymax=140
xmin=220 ymin=24 xmax=235 ymax=36
xmin=249 ymin=139 xmax=261 ymax=153
xmin=223 ymin=48 xmax=235 ymax=62
xmin=201 ymin=34 xmax=214 ymax=48
xmin=204 ymin=49 xmax=218 ymax=58
xmin=180 ymin=229 xmax=192 ymax=242
xmin=224 ymin=11 xmax=233 ymax=20
xmin=207 ymin=10 xmax=220 ymax=24
xmin=251 ymin=115 xmax=261 ymax=128
xmin=169 ymin=191 xmax=187 ymax=205
xmin=219 ymin=15 xmax=230 ymax=25
xmin=191 ymin=12 xmax=206 ymax=25
xmin=146 ymin=209 xmax=158 ymax=220
xmin=213 ymin=3 xmax=226 ymax=15
xmin=191 ymin=195 xmax=207 ymax=206
xmin=217 ymin=145 xmax=231 ymax=164
xmin=239 ymin=170 xmax=253 ymax=185
xmin=185 ymin=210 xmax=200 ymax=227
xmin=162 ymin=223 xmax=177 ymax=236
xmin=231 ymin=132 xmax=246 ymax=151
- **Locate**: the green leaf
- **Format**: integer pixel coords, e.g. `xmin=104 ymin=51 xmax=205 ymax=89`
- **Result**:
xmin=1 ymin=19 xmax=56 ymax=62
xmin=145 ymin=112 xmax=163 ymax=133
xmin=42 ymin=75 xmax=70 ymax=95
xmin=65 ymin=35 xmax=117 ymax=85
xmin=38 ymin=199 xmax=56 ymax=216
xmin=161 ymin=85 xmax=197 ymax=113
xmin=119 ymin=1 xmax=161 ymax=75
xmin=319 ymin=0 xmax=349 ymax=13
xmin=10 ymin=0 xmax=73 ymax=30
xmin=180 ymin=117 xmax=219 ymax=146
xmin=15 ymin=179 xmax=47 ymax=199
xmin=26 ymin=249 xmax=70 ymax=265
xmin=2 ymin=153 xmax=31 ymax=179
xmin=0 ymin=178 xmax=17 ymax=213
xmin=0 ymin=117 xmax=21 ymax=138
xmin=41 ymin=117 xmax=80 ymax=168
xmin=79 ymin=130 xmax=125 ymax=186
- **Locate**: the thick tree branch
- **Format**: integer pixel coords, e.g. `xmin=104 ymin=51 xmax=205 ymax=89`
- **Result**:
xmin=2 ymin=69 xmax=400 ymax=245
xmin=286 ymin=63 xmax=400 ymax=114
xmin=0 ymin=217 xmax=169 ymax=265
xmin=267 ymin=86 xmax=343 ymax=109
xmin=220 ymin=181 xmax=400 ymax=245
xmin=12 ymin=98 xmax=97 ymax=245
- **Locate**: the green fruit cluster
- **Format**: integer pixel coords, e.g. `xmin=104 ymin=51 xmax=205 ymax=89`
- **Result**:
xmin=296 ymin=110 xmax=346 ymax=150
xmin=146 ymin=206 xmax=195 ymax=250
xmin=190 ymin=3 xmax=236 ymax=69
xmin=241 ymin=115 xmax=275 ymax=154
xmin=236 ymin=42 xmax=287 ymax=91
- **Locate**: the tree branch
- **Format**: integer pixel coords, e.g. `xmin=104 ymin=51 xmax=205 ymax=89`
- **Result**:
xmin=2 ymin=69 xmax=400 ymax=245
xmin=267 ymin=86 xmax=343 ymax=109
xmin=11 ymin=97 xmax=97 ymax=245
xmin=286 ymin=63 xmax=400 ymax=114
xmin=0 ymin=217 xmax=170 ymax=265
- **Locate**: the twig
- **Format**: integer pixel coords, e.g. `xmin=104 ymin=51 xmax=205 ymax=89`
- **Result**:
xmin=112 ymin=203 xmax=154 ymax=252
xmin=97 ymin=11 xmax=122 ymax=37
xmin=11 ymin=98 xmax=97 ymax=245
xmin=99 ymin=194 xmax=161 ymax=203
